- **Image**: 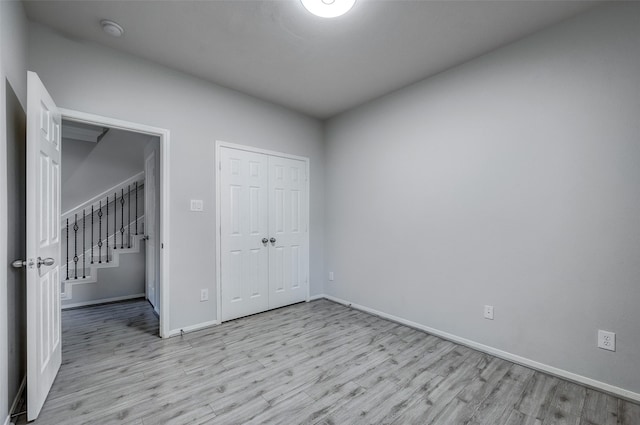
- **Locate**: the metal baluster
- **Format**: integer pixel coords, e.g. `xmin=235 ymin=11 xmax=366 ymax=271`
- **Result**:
xmin=120 ymin=188 xmax=125 ymax=249
xmin=106 ymin=196 xmax=109 ymax=263
xmin=135 ymin=181 xmax=138 ymax=235
xmin=82 ymin=210 xmax=86 ymax=278
xmin=113 ymin=192 xmax=117 ymax=250
xmin=91 ymin=206 xmax=94 ymax=264
xmin=66 ymin=218 xmax=69 ymax=280
xmin=128 ymin=185 xmax=131 ymax=248
xmin=98 ymin=201 xmax=103 ymax=263
xmin=73 ymin=214 xmax=78 ymax=279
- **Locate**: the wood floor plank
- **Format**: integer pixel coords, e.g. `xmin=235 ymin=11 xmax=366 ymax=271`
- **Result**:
xmin=14 ymin=298 xmax=640 ymax=425
xmin=579 ymin=388 xmax=619 ymax=425
xmin=514 ymin=372 xmax=561 ymax=421
xmin=619 ymin=399 xmax=640 ymax=425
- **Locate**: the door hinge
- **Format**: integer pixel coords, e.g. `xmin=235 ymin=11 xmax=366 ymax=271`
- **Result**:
xmin=161 ymin=243 xmax=164 ymax=249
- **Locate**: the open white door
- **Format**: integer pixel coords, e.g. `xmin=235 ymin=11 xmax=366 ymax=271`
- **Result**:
xmin=144 ymin=151 xmax=157 ymax=310
xmin=26 ymin=71 xmax=62 ymax=421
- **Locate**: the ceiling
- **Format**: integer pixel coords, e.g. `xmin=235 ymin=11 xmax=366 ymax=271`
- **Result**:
xmin=24 ymin=0 xmax=603 ymax=119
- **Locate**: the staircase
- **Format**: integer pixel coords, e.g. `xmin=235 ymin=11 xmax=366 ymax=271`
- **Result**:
xmin=61 ymin=173 xmax=145 ymax=303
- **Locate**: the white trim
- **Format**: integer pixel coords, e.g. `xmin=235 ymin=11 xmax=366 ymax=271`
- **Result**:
xmin=320 ymin=294 xmax=640 ymax=404
xmin=61 ymin=171 xmax=144 ymax=221
xmin=59 ymin=108 xmax=171 ymax=338
xmin=166 ymin=320 xmax=219 ymax=338
xmin=307 ymin=294 xmax=324 ymax=302
xmin=61 ymin=293 xmax=145 ymax=310
xmin=214 ymin=141 xmax=311 ymax=324
xmin=216 ymin=140 xmax=309 ymax=162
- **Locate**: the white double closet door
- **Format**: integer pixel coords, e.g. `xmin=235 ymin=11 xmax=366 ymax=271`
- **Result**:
xmin=220 ymin=146 xmax=308 ymax=322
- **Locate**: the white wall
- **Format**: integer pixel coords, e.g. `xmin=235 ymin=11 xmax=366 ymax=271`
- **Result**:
xmin=61 ymin=247 xmax=146 ymax=307
xmin=1 ymin=1 xmax=29 ymax=422
xmin=325 ymin=2 xmax=640 ymax=397
xmin=62 ymin=128 xmax=151 ymax=211
xmin=28 ymin=23 xmax=325 ymax=332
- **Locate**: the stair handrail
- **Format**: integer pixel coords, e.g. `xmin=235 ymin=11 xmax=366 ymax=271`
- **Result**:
xmin=62 ymin=171 xmax=145 ymax=223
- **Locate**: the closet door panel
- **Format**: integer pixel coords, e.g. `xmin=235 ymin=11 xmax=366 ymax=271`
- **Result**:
xmin=220 ymin=148 xmax=269 ymax=321
xmin=268 ymin=156 xmax=308 ymax=309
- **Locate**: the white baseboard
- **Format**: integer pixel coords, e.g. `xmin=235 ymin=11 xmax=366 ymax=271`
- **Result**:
xmin=167 ymin=319 xmax=219 ymax=338
xmin=62 ymin=293 xmax=145 ymax=310
xmin=307 ymin=294 xmax=325 ymax=302
xmin=320 ymin=294 xmax=640 ymax=404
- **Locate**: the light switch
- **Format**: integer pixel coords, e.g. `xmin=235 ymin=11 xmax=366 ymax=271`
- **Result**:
xmin=190 ymin=199 xmax=204 ymax=212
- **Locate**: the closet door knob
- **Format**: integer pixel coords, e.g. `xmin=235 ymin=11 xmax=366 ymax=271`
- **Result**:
xmin=262 ymin=238 xmax=269 ymax=244
xmin=270 ymin=237 xmax=276 ymax=244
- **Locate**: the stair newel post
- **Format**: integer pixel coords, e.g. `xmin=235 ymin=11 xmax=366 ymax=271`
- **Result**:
xmin=135 ymin=181 xmax=138 ymax=235
xmin=98 ymin=201 xmax=103 ymax=264
xmin=120 ymin=188 xmax=125 ymax=249
xmin=82 ymin=209 xmax=86 ymax=278
xmin=91 ymin=206 xmax=94 ymax=264
xmin=66 ymin=218 xmax=69 ymax=280
xmin=106 ymin=195 xmax=109 ymax=263
xmin=73 ymin=214 xmax=78 ymax=279
xmin=128 ymin=184 xmax=131 ymax=248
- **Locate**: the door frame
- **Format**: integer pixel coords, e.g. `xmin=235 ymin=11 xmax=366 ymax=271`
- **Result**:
xmin=215 ymin=140 xmax=310 ymax=324
xmin=60 ymin=108 xmax=171 ymax=338
xmin=144 ymin=149 xmax=159 ymax=312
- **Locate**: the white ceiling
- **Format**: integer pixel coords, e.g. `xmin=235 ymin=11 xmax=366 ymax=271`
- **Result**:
xmin=24 ymin=0 xmax=602 ymax=119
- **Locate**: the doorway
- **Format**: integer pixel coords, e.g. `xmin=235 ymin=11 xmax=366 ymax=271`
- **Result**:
xmin=60 ymin=121 xmax=159 ymax=314
xmin=60 ymin=108 xmax=171 ymax=337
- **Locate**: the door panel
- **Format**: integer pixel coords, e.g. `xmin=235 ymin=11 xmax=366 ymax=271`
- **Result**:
xmin=268 ymin=156 xmax=308 ymax=309
xmin=220 ymin=148 xmax=269 ymax=321
xmin=26 ymin=71 xmax=62 ymax=421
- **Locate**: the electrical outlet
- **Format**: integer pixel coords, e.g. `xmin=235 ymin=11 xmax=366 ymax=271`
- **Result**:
xmin=190 ymin=199 xmax=204 ymax=212
xmin=200 ymin=289 xmax=209 ymax=302
xmin=484 ymin=305 xmax=494 ymax=320
xmin=597 ymin=330 xmax=615 ymax=351
xmin=329 ymin=272 xmax=334 ymax=281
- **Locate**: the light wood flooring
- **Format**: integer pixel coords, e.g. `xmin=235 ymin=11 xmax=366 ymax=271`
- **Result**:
xmin=15 ymin=298 xmax=640 ymax=425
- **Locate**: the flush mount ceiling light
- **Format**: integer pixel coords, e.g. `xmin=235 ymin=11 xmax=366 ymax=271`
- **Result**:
xmin=300 ymin=0 xmax=356 ymax=18
xmin=100 ymin=19 xmax=124 ymax=37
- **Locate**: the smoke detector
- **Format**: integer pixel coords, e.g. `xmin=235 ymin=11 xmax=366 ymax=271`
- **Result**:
xmin=100 ymin=19 xmax=124 ymax=37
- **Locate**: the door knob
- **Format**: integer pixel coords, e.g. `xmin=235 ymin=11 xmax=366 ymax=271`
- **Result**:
xmin=270 ymin=237 xmax=276 ymax=244
xmin=143 ymin=235 xmax=150 ymax=240
xmin=12 ymin=259 xmax=26 ymax=268
xmin=262 ymin=238 xmax=269 ymax=244
xmin=37 ymin=257 xmax=55 ymax=268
